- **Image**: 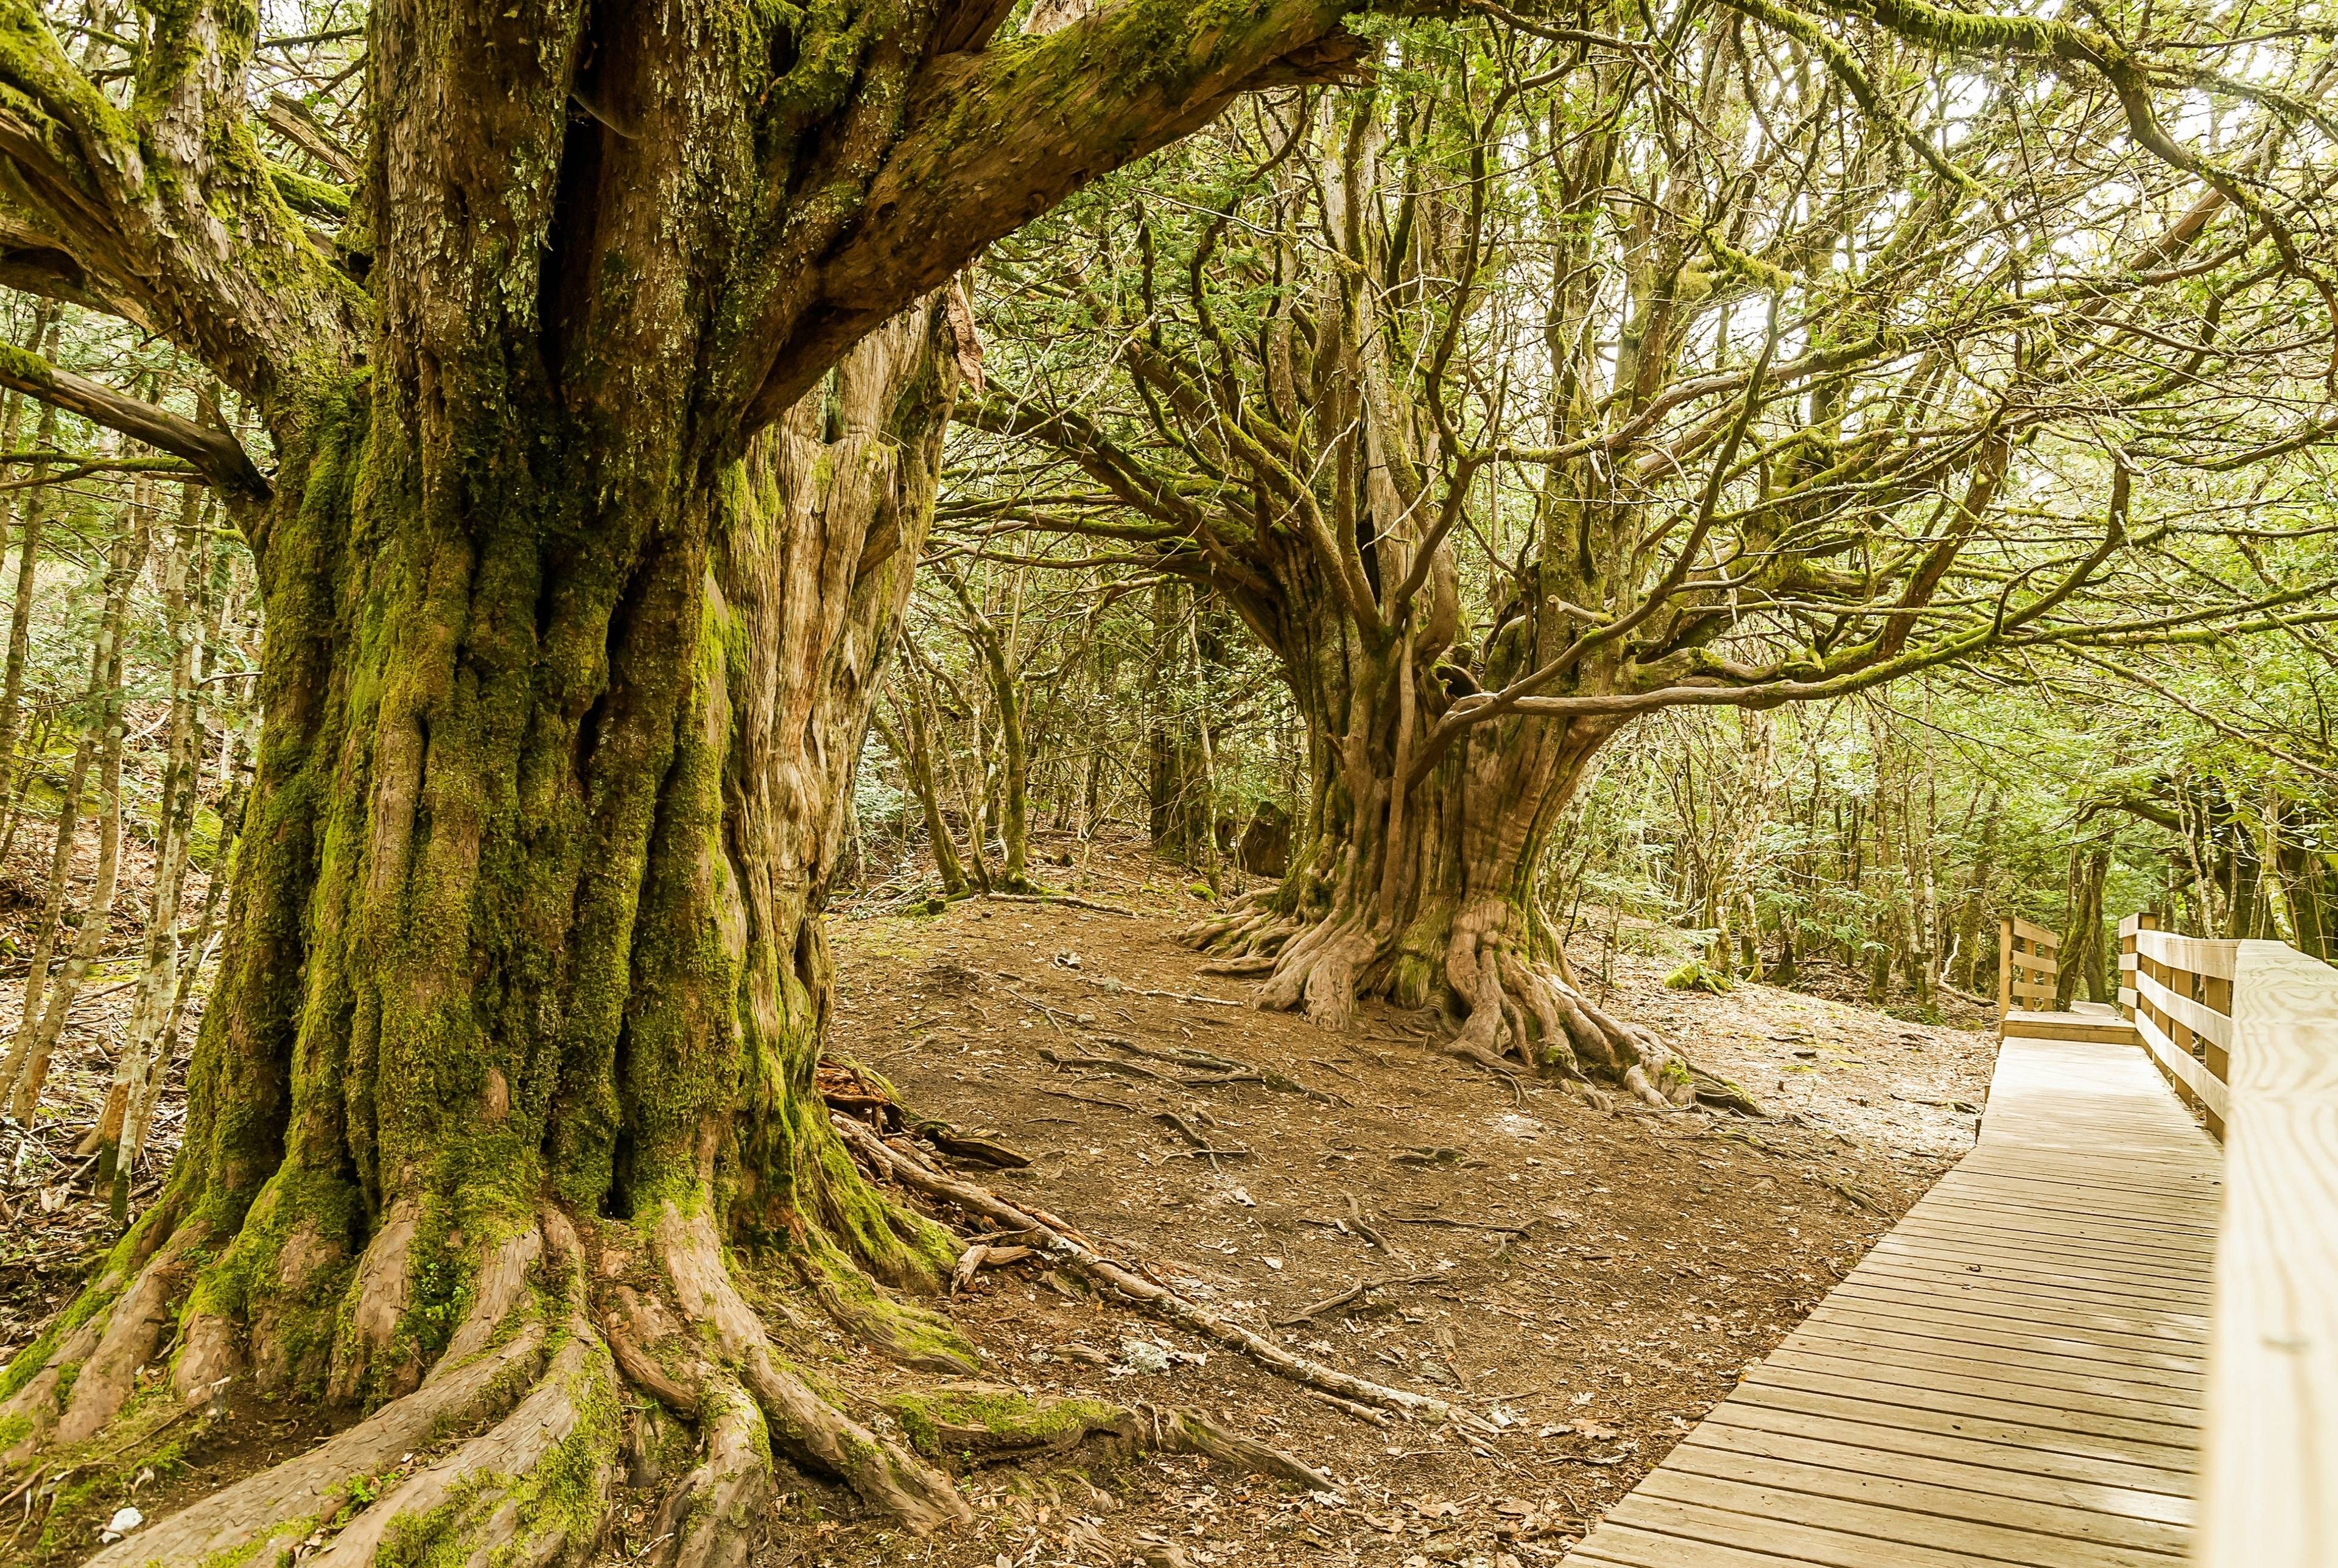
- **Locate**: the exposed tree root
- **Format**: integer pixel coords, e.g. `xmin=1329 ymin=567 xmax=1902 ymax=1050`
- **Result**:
xmin=1188 ymin=891 xmax=1704 ymax=1111
xmin=80 ymin=1259 xmax=555 ymax=1567
xmin=650 ymin=1377 xmax=771 ymax=1568
xmin=1 ymin=1195 xmax=199 ymax=1468
xmin=8 ymin=1149 xmax=1378 ymax=1566
xmin=882 ymin=1384 xmax=1334 ymax=1492
xmin=13 ymin=1196 xmax=983 ymax=1568
xmin=647 ymin=1204 xmax=972 ymax=1533
xmin=830 ymin=1113 xmax=1488 ymax=1431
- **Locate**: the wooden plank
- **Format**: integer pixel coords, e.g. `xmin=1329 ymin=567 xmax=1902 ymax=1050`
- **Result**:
xmin=1660 ymin=1441 xmax=2190 ymax=1554
xmin=2135 ymin=1009 xmax=2230 ymax=1123
xmin=1856 ymin=1242 xmax=2213 ymax=1311
xmin=2011 ymin=915 xmax=2061 ymax=948
xmin=1631 ymin=1472 xmax=2178 ymax=1567
xmin=1909 ymin=1191 xmax=2217 ymax=1241
xmin=1755 ymin=1345 xmax=2198 ymax=1427
xmin=1840 ymin=1264 xmax=2210 ymax=1328
xmin=1824 ymin=1281 xmax=2208 ymax=1351
xmin=1565 ymin=1521 xmax=1924 ymax=1568
xmin=1869 ymin=1230 xmax=2219 ymax=1293
xmin=2197 ymin=939 xmax=2338 ymax=1568
xmin=1744 ymin=1362 xmax=2202 ymax=1455
xmin=2133 ymin=929 xmax=2239 ymax=980
xmin=1775 ymin=1331 xmax=2202 ymax=1412
xmin=1805 ymin=1298 xmax=2205 ymax=1373
xmin=1707 ymin=1398 xmax=2196 ymax=1497
xmin=1600 ymin=1492 xmax=2048 ymax=1568
xmin=1896 ymin=1199 xmax=2219 ymax=1256
xmin=1771 ymin=1329 xmax=2203 ymax=1404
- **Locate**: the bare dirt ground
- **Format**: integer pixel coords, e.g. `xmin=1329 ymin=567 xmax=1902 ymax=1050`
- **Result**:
xmin=0 ymin=830 xmax=1998 ymax=1566
xmin=784 ymin=835 xmax=1996 ymax=1567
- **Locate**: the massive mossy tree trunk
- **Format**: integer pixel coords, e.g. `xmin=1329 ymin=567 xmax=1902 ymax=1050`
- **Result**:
xmin=0 ymin=0 xmax=1366 ymax=1553
xmin=3 ymin=300 xmax=978 ymax=1561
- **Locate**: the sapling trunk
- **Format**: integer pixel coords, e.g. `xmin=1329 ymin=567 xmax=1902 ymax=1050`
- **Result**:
xmin=880 ymin=691 xmax=970 ymax=896
xmin=0 ymin=307 xmax=58 ymax=814
xmin=5 ymin=497 xmax=150 ymax=1119
xmin=95 ymin=485 xmax=211 ymax=1219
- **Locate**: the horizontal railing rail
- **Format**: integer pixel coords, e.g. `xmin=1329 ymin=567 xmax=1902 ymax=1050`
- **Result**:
xmin=2118 ymin=914 xmax=2234 ymax=1138
xmin=2117 ymin=912 xmax=2338 ymax=1567
xmin=1998 ymin=914 xmax=2060 ymax=1017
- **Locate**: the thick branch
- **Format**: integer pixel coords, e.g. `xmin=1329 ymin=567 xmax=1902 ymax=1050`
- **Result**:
xmin=745 ymin=0 xmax=1366 ymax=424
xmin=0 ymin=344 xmax=268 ymax=497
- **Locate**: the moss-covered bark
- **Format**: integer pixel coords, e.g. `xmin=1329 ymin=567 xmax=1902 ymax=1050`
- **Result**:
xmin=0 ymin=304 xmax=974 ymax=1557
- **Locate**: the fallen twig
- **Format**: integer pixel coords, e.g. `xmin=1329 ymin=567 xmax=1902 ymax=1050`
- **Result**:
xmin=1098 ymin=1035 xmax=1344 ymax=1104
xmin=1007 ymin=988 xmax=1078 ymax=1031
xmin=1273 ymin=1269 xmax=1443 ymax=1326
xmin=1391 ymin=1216 xmax=1531 ymax=1237
xmin=833 ymin=1113 xmax=1477 ymax=1427
xmin=1304 ymin=1388 xmax=1392 ymax=1427
xmin=1039 ymin=1047 xmax=1182 ymax=1085
xmin=1083 ymin=976 xmax=1244 ymax=1008
xmin=1890 ymin=1092 xmax=1980 ymax=1113
xmin=1344 ymin=1194 xmax=1395 ymax=1252
xmin=1036 ymin=1087 xmax=1141 ymax=1114
xmin=986 ymin=891 xmax=1140 ymax=917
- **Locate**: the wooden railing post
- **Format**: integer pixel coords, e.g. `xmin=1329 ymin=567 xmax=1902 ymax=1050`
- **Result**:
xmin=1998 ymin=915 xmax=2012 ymax=1018
xmin=1998 ymin=916 xmax=2062 ymax=1019
xmin=2117 ymin=911 xmax=2154 ymax=1020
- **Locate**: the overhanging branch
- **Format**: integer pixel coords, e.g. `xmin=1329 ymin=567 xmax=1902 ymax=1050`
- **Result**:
xmin=0 ymin=344 xmax=269 ymax=498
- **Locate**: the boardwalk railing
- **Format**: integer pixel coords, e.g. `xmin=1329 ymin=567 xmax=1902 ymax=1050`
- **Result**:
xmin=1996 ymin=914 xmax=2060 ymax=1018
xmin=2116 ymin=912 xmax=2338 ymax=1568
xmin=2117 ymin=913 xmax=2231 ymax=1138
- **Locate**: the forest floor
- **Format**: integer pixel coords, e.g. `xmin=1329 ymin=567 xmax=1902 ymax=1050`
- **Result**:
xmin=790 ymin=835 xmax=1996 ymax=1568
xmin=0 ymin=830 xmax=1999 ymax=1567
xmin=0 ymin=804 xmax=198 ymax=1373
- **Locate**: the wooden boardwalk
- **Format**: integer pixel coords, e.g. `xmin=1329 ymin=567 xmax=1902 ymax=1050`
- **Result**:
xmin=1567 ymin=1017 xmax=2223 ymax=1567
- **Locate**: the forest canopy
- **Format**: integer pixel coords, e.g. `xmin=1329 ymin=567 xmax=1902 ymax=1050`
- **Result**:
xmin=0 ymin=0 xmax=2332 ymax=1559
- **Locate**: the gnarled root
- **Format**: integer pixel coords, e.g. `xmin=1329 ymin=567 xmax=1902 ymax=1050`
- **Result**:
xmin=833 ymin=1112 xmax=1488 ymax=1433
xmin=43 ymin=1200 xmax=973 ymax=1568
xmin=645 ymin=1203 xmax=971 ymax=1533
xmin=1229 ymin=894 xmax=1702 ymax=1109
xmin=1 ymin=1192 xmax=200 ymax=1469
xmin=1182 ymin=892 xmax=1301 ymax=968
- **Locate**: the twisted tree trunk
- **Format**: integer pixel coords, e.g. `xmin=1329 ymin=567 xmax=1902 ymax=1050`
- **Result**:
xmin=1 ymin=306 xmax=980 ymax=1560
xmin=1188 ymin=600 xmax=1694 ymax=1107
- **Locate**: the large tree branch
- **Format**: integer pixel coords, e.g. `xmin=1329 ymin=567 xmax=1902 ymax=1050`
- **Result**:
xmin=742 ymin=0 xmax=1368 ymax=427
xmin=0 ymin=343 xmax=269 ymax=497
xmin=0 ymin=1 xmax=360 ymax=418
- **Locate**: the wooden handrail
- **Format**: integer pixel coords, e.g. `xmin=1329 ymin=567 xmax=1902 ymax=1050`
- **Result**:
xmin=2117 ymin=914 xmax=2234 ymax=1138
xmin=1998 ymin=915 xmax=2060 ymax=1017
xmin=2116 ymin=913 xmax=2338 ymax=1567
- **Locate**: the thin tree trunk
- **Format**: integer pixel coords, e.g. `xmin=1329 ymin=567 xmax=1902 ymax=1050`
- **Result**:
xmin=1188 ymin=609 xmax=1224 ymax=896
xmin=0 ymin=349 xmax=63 ymax=819
xmin=1953 ymin=791 xmax=2001 ymax=990
xmin=0 ymin=707 xmax=55 ymax=866
xmin=877 ymin=689 xmax=967 ymax=896
xmin=3 ymin=493 xmax=152 ymax=1117
xmin=0 ymin=615 xmax=113 ymax=1110
xmin=944 ymin=564 xmax=1031 ymax=889
xmin=2056 ymin=841 xmax=2111 ymax=1007
xmin=142 ymin=715 xmax=255 ymax=1164
xmin=94 ymin=485 xmax=211 ymax=1219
